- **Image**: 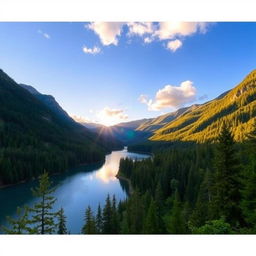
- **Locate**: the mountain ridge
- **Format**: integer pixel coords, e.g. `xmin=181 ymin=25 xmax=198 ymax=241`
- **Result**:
xmin=151 ymin=69 xmax=256 ymax=142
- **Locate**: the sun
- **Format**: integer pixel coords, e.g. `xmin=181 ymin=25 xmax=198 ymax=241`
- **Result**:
xmin=97 ymin=106 xmax=128 ymax=127
xmin=98 ymin=118 xmax=119 ymax=127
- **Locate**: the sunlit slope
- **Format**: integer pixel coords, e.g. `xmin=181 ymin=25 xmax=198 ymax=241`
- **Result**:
xmin=136 ymin=106 xmax=197 ymax=133
xmin=151 ymin=70 xmax=256 ymax=142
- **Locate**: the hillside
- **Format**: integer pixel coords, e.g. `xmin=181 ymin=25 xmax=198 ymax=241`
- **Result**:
xmin=0 ymin=69 xmax=110 ymax=185
xmin=151 ymin=70 xmax=256 ymax=142
xmin=78 ymin=118 xmax=151 ymax=145
xmin=20 ymin=83 xmax=76 ymax=125
xmin=136 ymin=106 xmax=196 ymax=132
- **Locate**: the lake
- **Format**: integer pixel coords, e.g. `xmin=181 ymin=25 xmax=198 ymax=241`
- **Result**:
xmin=0 ymin=148 xmax=149 ymax=234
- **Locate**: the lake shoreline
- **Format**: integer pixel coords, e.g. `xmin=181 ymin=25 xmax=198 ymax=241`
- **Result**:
xmin=116 ymin=174 xmax=134 ymax=195
xmin=0 ymin=160 xmax=104 ymax=190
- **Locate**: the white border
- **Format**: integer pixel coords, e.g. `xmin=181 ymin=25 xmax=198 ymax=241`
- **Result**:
xmin=0 ymin=0 xmax=256 ymax=21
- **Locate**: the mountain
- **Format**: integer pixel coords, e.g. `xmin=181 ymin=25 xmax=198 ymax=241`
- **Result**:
xmin=115 ymin=119 xmax=151 ymax=130
xmin=151 ymin=70 xmax=256 ymax=142
xmin=20 ymin=83 xmax=76 ymax=125
xmin=77 ymin=118 xmax=152 ymax=145
xmin=136 ymin=106 xmax=197 ymax=133
xmin=0 ymin=69 xmax=114 ymax=185
xmin=21 ymin=84 xmax=123 ymax=150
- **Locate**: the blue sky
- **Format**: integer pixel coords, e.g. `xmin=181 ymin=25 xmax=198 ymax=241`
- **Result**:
xmin=0 ymin=22 xmax=255 ymax=125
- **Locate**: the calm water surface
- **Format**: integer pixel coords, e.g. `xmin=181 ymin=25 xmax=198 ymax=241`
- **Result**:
xmin=0 ymin=148 xmax=149 ymax=234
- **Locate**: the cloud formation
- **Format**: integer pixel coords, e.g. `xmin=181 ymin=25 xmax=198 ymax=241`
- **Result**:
xmin=166 ymin=39 xmax=183 ymax=52
xmin=71 ymin=115 xmax=90 ymax=123
xmin=140 ymin=80 xmax=197 ymax=111
xmin=85 ymin=22 xmax=210 ymax=51
xmin=155 ymin=22 xmax=208 ymax=40
xmin=38 ymin=29 xmax=50 ymax=39
xmin=86 ymin=22 xmax=125 ymax=45
xmin=101 ymin=107 xmax=128 ymax=119
xmin=127 ymin=22 xmax=154 ymax=36
xmin=82 ymin=46 xmax=101 ymax=54
xmin=97 ymin=107 xmax=128 ymax=126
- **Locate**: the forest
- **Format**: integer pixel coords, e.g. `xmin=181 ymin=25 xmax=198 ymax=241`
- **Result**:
xmin=0 ymin=69 xmax=122 ymax=186
xmin=3 ymin=122 xmax=256 ymax=234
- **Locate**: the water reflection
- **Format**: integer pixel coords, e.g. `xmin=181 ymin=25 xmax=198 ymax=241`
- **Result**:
xmin=96 ymin=151 xmax=124 ymax=183
xmin=0 ymin=148 xmax=150 ymax=233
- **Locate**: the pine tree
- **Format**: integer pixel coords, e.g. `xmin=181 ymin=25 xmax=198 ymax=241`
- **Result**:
xmin=29 ymin=172 xmax=59 ymax=234
xmin=165 ymin=189 xmax=186 ymax=234
xmin=212 ymin=122 xmax=242 ymax=226
xmin=57 ymin=207 xmax=67 ymax=234
xmin=82 ymin=206 xmax=96 ymax=234
xmin=96 ymin=204 xmax=103 ymax=234
xmin=241 ymin=123 xmax=256 ymax=230
xmin=120 ymin=211 xmax=130 ymax=234
xmin=111 ymin=195 xmax=119 ymax=234
xmin=143 ymin=199 xmax=160 ymax=234
xmin=189 ymin=168 xmax=212 ymax=229
xmin=1 ymin=206 xmax=31 ymax=234
xmin=102 ymin=195 xmax=113 ymax=234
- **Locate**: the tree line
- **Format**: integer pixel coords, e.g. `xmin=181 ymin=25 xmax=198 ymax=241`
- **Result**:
xmin=3 ymin=122 xmax=256 ymax=234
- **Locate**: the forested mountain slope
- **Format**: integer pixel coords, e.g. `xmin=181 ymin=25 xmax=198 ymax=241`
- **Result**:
xmin=136 ymin=106 xmax=197 ymax=133
xmin=20 ymin=83 xmax=75 ymax=125
xmin=0 ymin=69 xmax=110 ymax=185
xmin=151 ymin=70 xmax=256 ymax=142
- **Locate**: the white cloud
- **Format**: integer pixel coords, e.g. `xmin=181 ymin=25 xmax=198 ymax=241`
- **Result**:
xmin=97 ymin=107 xmax=128 ymax=126
xmin=85 ymin=22 xmax=211 ymax=51
xmin=127 ymin=22 xmax=154 ymax=36
xmin=71 ymin=115 xmax=90 ymax=123
xmin=86 ymin=22 xmax=125 ymax=45
xmin=155 ymin=22 xmax=208 ymax=40
xmin=140 ymin=80 xmax=197 ymax=111
xmin=144 ymin=37 xmax=154 ymax=43
xmin=138 ymin=94 xmax=149 ymax=104
xmin=38 ymin=29 xmax=50 ymax=39
xmin=166 ymin=39 xmax=183 ymax=52
xmin=82 ymin=46 xmax=101 ymax=54
xmin=100 ymin=107 xmax=128 ymax=119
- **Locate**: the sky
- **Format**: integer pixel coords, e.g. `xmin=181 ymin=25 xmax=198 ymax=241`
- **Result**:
xmin=0 ymin=22 xmax=255 ymax=126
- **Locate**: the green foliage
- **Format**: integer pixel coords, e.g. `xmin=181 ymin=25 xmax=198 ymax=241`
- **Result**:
xmin=96 ymin=204 xmax=103 ymax=233
xmin=0 ymin=69 xmax=111 ymax=186
xmin=165 ymin=190 xmax=186 ymax=234
xmin=211 ymin=123 xmax=242 ymax=226
xmin=57 ymin=208 xmax=67 ymax=234
xmin=241 ymin=122 xmax=256 ymax=231
xmin=151 ymin=70 xmax=256 ymax=143
xmin=143 ymin=199 xmax=162 ymax=234
xmin=82 ymin=206 xmax=96 ymax=234
xmin=3 ymin=172 xmax=61 ymax=234
xmin=192 ymin=218 xmax=233 ymax=234
xmin=1 ymin=206 xmax=31 ymax=234
xmin=29 ymin=172 xmax=59 ymax=234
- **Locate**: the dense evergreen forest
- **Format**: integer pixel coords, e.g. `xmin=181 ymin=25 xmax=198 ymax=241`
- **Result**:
xmin=3 ymin=122 xmax=256 ymax=234
xmin=0 ymin=69 xmax=121 ymax=186
xmin=150 ymin=70 xmax=256 ymax=142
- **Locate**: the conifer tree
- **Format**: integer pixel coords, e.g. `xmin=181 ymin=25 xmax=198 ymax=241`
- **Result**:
xmin=57 ymin=207 xmax=67 ymax=234
xmin=102 ymin=195 xmax=113 ymax=234
xmin=96 ymin=204 xmax=103 ymax=234
xmin=189 ymin=168 xmax=212 ymax=229
xmin=120 ymin=211 xmax=130 ymax=234
xmin=2 ymin=206 xmax=31 ymax=234
xmin=143 ymin=199 xmax=160 ymax=234
xmin=82 ymin=206 xmax=96 ymax=234
xmin=111 ymin=195 xmax=119 ymax=234
xmin=165 ymin=189 xmax=186 ymax=234
xmin=241 ymin=123 xmax=256 ymax=230
xmin=29 ymin=172 xmax=59 ymax=234
xmin=212 ymin=122 xmax=242 ymax=226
